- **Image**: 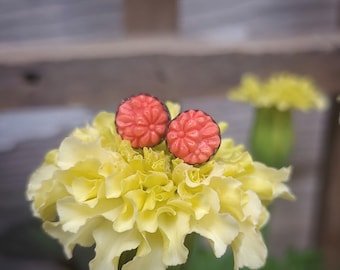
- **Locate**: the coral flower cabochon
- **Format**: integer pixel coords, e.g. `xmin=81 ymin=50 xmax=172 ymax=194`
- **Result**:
xmin=27 ymin=94 xmax=294 ymax=270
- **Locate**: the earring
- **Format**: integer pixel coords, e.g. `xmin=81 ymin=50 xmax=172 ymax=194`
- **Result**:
xmin=115 ymin=93 xmax=170 ymax=148
xmin=116 ymin=94 xmax=221 ymax=165
xmin=166 ymin=110 xmax=221 ymax=165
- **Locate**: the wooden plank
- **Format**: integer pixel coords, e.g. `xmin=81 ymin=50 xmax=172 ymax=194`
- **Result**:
xmin=124 ymin=0 xmax=178 ymax=34
xmin=0 ymin=49 xmax=339 ymax=109
xmin=0 ymin=0 xmax=123 ymax=43
xmin=0 ymin=0 xmax=337 ymax=43
xmin=180 ymin=0 xmax=337 ymax=39
xmin=317 ymin=96 xmax=340 ymax=270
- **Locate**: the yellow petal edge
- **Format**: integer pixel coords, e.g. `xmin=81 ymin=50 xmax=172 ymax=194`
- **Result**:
xmin=228 ymin=73 xmax=328 ymax=111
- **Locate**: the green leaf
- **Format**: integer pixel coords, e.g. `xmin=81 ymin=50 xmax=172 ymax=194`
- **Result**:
xmin=260 ymin=248 xmax=325 ymax=270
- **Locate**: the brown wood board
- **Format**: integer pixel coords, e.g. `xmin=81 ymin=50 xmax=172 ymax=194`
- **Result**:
xmin=0 ymin=51 xmax=339 ymax=109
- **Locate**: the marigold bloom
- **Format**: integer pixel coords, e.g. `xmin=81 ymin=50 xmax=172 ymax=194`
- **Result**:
xmin=27 ymin=102 xmax=294 ymax=270
xmin=228 ymin=73 xmax=328 ymax=111
xmin=227 ymin=73 xmax=328 ymax=168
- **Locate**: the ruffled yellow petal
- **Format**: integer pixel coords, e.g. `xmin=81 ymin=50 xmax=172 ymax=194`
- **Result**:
xmin=239 ymin=162 xmax=294 ymax=203
xmin=89 ymin=221 xmax=141 ymax=270
xmin=44 ymin=219 xmax=99 ymax=258
xmin=158 ymin=211 xmax=190 ymax=265
xmin=26 ymin=164 xmax=57 ymax=201
xmin=124 ymin=233 xmax=166 ymax=270
xmin=232 ymin=220 xmax=267 ymax=270
xmin=165 ymin=101 xmax=180 ymax=119
xmin=191 ymin=212 xmax=239 ymax=258
xmin=218 ymin=121 xmax=228 ymax=133
xmin=210 ymin=177 xmax=244 ymax=220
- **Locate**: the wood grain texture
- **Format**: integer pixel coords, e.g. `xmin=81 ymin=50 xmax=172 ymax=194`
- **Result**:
xmin=0 ymin=0 xmax=123 ymax=43
xmin=180 ymin=0 xmax=338 ymax=40
xmin=318 ymin=96 xmax=340 ymax=270
xmin=124 ymin=0 xmax=178 ymax=34
xmin=0 ymin=50 xmax=339 ymax=109
xmin=0 ymin=0 xmax=338 ymax=44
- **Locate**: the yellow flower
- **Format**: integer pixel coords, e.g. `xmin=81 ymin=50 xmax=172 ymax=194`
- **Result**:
xmin=228 ymin=73 xmax=328 ymax=111
xmin=27 ymin=103 xmax=294 ymax=270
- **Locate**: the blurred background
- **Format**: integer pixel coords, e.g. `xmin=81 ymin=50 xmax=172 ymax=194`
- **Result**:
xmin=0 ymin=0 xmax=339 ymax=269
xmin=0 ymin=0 xmax=338 ymax=45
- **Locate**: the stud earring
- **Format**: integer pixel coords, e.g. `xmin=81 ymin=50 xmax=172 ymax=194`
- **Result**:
xmin=115 ymin=94 xmax=170 ymax=148
xmin=166 ymin=109 xmax=221 ymax=165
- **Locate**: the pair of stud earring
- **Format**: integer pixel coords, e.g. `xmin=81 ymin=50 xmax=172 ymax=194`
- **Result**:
xmin=115 ymin=94 xmax=221 ymax=165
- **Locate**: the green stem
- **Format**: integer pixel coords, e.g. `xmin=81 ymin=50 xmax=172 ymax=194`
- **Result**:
xmin=250 ymin=107 xmax=294 ymax=168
